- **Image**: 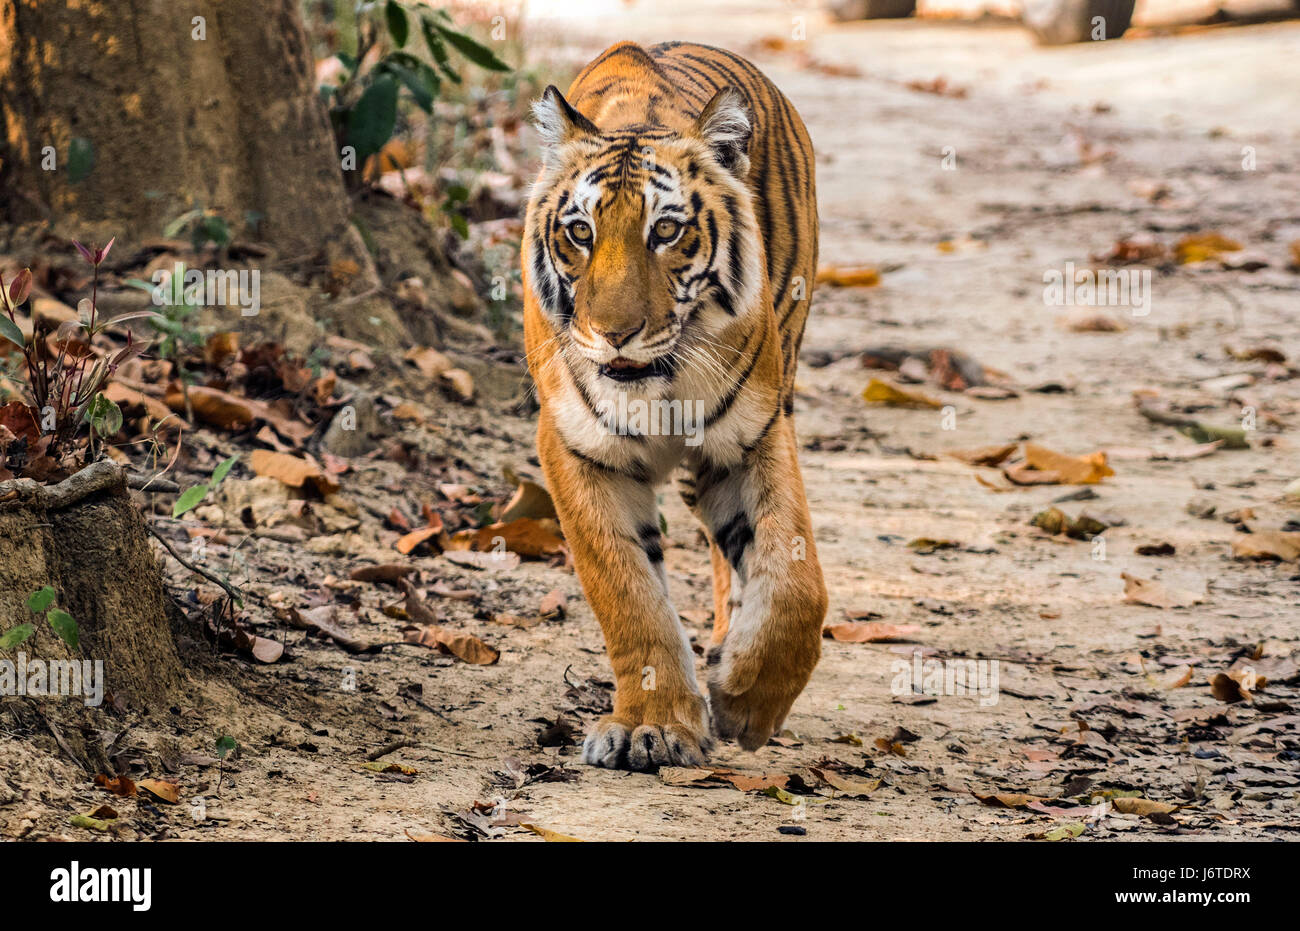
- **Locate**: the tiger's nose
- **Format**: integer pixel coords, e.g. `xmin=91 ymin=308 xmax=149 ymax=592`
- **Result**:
xmin=594 ymin=322 xmax=644 ymax=349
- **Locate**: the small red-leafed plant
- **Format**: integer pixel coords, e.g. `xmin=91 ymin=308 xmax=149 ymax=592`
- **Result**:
xmin=0 ymin=238 xmax=156 ymax=480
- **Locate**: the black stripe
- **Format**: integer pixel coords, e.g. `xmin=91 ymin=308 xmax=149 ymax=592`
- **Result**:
xmin=714 ymin=512 xmax=753 ymax=572
xmin=564 ymin=443 xmax=651 ymax=483
xmin=638 ymin=524 xmax=664 ymax=563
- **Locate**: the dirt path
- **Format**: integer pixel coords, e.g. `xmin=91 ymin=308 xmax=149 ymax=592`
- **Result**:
xmin=6 ymin=7 xmax=1298 ymax=842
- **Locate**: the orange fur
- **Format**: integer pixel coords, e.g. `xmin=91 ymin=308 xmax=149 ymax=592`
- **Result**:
xmin=523 ymin=42 xmax=826 ymax=768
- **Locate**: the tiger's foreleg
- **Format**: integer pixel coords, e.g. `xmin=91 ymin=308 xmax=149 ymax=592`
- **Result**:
xmin=691 ymin=414 xmax=827 ymax=751
xmin=538 ymin=418 xmax=712 ymax=770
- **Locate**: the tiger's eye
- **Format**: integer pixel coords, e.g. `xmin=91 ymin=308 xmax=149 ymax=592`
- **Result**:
xmin=568 ymin=221 xmax=593 ymax=243
xmin=653 ymin=218 xmax=681 ymax=242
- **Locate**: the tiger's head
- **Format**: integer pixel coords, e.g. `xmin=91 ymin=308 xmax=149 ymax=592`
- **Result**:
xmin=525 ymin=85 xmax=762 ymax=388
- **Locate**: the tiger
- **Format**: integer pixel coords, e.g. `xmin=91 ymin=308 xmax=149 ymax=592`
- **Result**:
xmin=522 ymin=41 xmax=827 ymax=770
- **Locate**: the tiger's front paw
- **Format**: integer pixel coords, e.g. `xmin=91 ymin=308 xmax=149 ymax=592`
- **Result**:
xmin=707 ymin=636 xmax=819 ymax=752
xmin=581 ymin=691 xmax=713 ymax=770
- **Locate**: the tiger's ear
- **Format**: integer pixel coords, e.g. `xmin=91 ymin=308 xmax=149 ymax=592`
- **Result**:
xmin=693 ymin=87 xmax=751 ymax=176
xmin=532 ymin=85 xmax=599 ymax=155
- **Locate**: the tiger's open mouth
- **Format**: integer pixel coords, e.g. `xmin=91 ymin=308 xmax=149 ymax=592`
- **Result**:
xmin=598 ymin=355 xmax=673 ymax=382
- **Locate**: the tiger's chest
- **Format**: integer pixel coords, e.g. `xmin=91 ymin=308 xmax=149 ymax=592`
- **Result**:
xmin=548 ymin=365 xmax=777 ymax=486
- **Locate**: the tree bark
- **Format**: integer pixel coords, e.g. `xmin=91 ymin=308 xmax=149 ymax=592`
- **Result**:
xmin=0 ymin=461 xmax=184 ymax=717
xmin=0 ymin=0 xmax=360 ymax=263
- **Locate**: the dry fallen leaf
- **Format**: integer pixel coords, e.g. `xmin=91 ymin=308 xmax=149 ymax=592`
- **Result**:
xmin=1010 ymin=443 xmax=1115 ymax=485
xmin=403 ymin=624 xmax=500 ymax=665
xmin=404 ymin=346 xmax=453 ymax=379
xmin=1111 ymin=797 xmax=1178 ymax=817
xmin=1175 ymin=232 xmax=1242 ymax=264
xmin=816 ymin=265 xmax=880 ymax=288
xmin=1121 ymin=572 xmax=1204 ymax=609
xmin=861 ymin=378 xmax=943 ymax=410
xmin=823 ymin=621 xmax=921 ymax=643
xmin=249 ymin=448 xmax=340 ymax=495
xmin=500 ymin=479 xmax=558 ymax=523
xmin=1232 ymin=532 xmax=1300 ymax=562
xmin=945 ymin=443 xmax=1018 ymax=467
xmin=520 ymin=823 xmax=583 ymax=842
xmin=137 ymin=779 xmax=180 ymax=804
xmin=446 ymin=517 xmax=565 ymax=560
xmin=811 ymin=768 xmax=880 ymax=797
xmin=93 ymin=774 xmax=137 ymax=797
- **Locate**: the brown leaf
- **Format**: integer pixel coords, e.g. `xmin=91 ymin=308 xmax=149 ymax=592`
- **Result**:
xmin=103 ymin=382 xmax=174 ymax=423
xmin=248 ymin=448 xmax=340 ymax=495
xmin=1020 ymin=443 xmax=1114 ymax=484
xmin=350 ymin=563 xmax=415 ymax=583
xmin=1122 ymin=572 xmax=1204 ymax=609
xmin=443 ymin=549 xmax=521 ymax=571
xmin=93 ymin=774 xmax=137 ymax=797
xmin=500 ymin=479 xmax=557 ymax=523
xmin=165 ymin=384 xmax=256 ymax=430
xmin=539 ymin=588 xmax=566 ymax=620
xmin=811 ymin=767 xmax=881 ymax=797
xmin=446 ymin=517 xmax=565 ymax=560
xmin=441 ymin=368 xmax=474 ymax=401
xmin=816 ymin=265 xmax=880 ymax=288
xmin=861 ymin=378 xmax=943 ymax=410
xmin=137 ymin=779 xmax=180 ymax=804
xmin=404 ymin=346 xmax=453 ymax=379
xmin=823 ymin=621 xmax=920 ymax=643
xmin=1112 ymin=797 xmax=1178 ymax=817
xmin=1175 ymin=232 xmax=1242 ymax=264
xmin=945 ymin=443 xmax=1018 ymax=467
xmin=1232 ymin=532 xmax=1300 ymax=562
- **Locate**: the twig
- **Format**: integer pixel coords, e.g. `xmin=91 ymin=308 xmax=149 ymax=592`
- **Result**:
xmin=366 ymin=738 xmax=417 ymax=762
xmin=127 ymin=473 xmax=179 ymax=493
xmin=145 ymin=522 xmax=243 ymax=606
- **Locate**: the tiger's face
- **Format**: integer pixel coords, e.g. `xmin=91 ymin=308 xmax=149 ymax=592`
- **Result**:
xmin=526 ymin=85 xmax=761 ymax=389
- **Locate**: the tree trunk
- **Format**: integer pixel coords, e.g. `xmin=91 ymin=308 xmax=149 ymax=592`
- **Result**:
xmin=0 ymin=0 xmax=362 ymax=264
xmin=0 ymin=460 xmax=184 ymax=723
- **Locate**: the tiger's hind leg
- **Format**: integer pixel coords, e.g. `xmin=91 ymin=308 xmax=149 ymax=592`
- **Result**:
xmin=675 ymin=466 xmax=739 ymax=652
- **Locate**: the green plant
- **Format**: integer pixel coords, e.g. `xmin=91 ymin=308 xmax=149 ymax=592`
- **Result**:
xmin=0 ymin=586 xmax=79 ymax=651
xmin=324 ymin=2 xmax=509 ymax=176
xmin=0 ymin=239 xmax=154 ymax=473
xmin=125 ymin=262 xmax=206 ymax=361
xmin=173 ymin=454 xmax=238 ymax=518
xmin=163 ymin=205 xmax=232 ymax=251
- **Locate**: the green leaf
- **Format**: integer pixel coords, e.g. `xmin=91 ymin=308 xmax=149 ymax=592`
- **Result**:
xmin=434 ymin=22 xmax=510 ymax=72
xmin=210 ymin=454 xmax=238 ymax=488
xmin=173 ymin=482 xmax=210 ymax=518
xmin=84 ymin=392 xmax=123 ymax=437
xmin=347 ymin=75 xmax=400 ymax=162
xmin=448 ymin=211 xmax=469 ymax=240
xmin=420 ymin=17 xmax=460 ymax=84
xmin=68 ymin=137 xmax=95 ymax=183
xmin=163 ymin=208 xmax=203 ymax=239
xmin=384 ymin=0 xmax=409 ymax=47
xmin=0 ymin=314 xmax=25 ymax=350
xmin=0 ymin=624 xmax=34 ymax=649
xmin=27 ymin=586 xmax=56 ymax=613
xmin=1043 ymin=822 xmax=1086 ymax=841
xmin=69 ymin=813 xmax=113 ymax=832
xmin=47 ymin=609 xmax=78 ymax=650
xmin=215 ymin=735 xmax=237 ymax=759
xmin=377 ymin=57 xmax=433 ymax=112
